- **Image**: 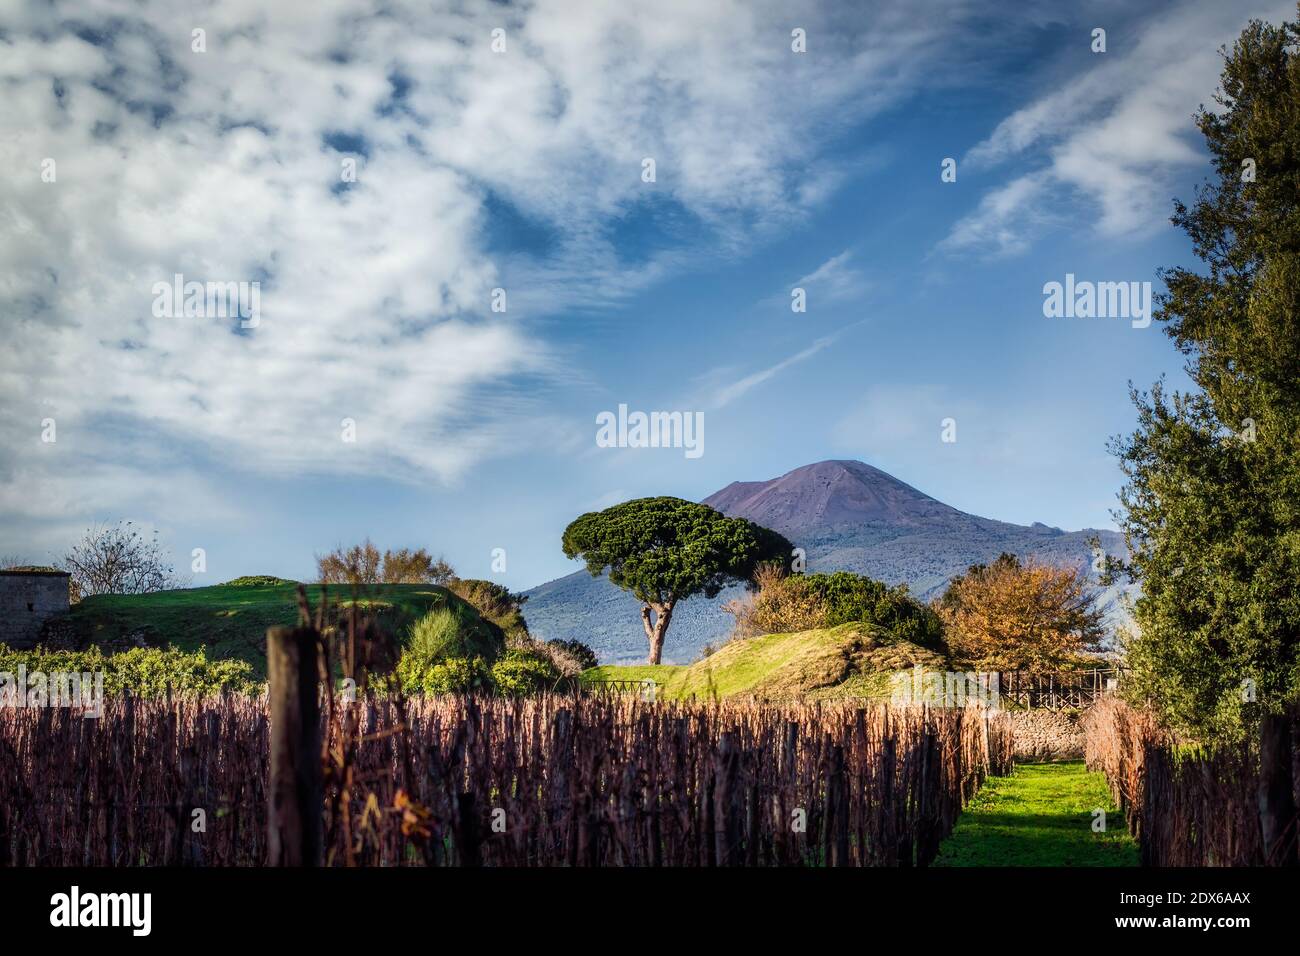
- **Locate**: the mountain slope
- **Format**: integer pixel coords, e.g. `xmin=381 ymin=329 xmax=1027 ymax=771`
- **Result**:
xmin=524 ymin=460 xmax=1130 ymax=664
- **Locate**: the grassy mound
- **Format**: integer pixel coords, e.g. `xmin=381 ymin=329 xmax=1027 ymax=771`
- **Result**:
xmin=582 ymin=623 xmax=948 ymax=701
xmin=63 ymin=581 xmax=499 ymax=677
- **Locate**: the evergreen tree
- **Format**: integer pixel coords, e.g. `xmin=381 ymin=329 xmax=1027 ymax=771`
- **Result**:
xmin=1111 ymin=8 xmax=1300 ymax=863
xmin=562 ymin=497 xmax=791 ymax=664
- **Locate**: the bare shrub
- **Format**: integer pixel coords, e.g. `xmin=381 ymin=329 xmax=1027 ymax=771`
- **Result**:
xmin=316 ymin=540 xmax=454 ymax=586
xmin=535 ymin=638 xmax=584 ymax=677
xmin=62 ymin=521 xmax=176 ymax=597
xmin=381 ymin=548 xmax=454 ymax=585
xmin=545 ymin=638 xmax=598 ymax=671
xmin=316 ymin=540 xmax=382 ymax=584
xmin=725 ymin=562 xmax=827 ymax=638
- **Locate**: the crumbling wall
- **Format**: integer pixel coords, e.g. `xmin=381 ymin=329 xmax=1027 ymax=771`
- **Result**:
xmin=0 ymin=571 xmax=71 ymax=649
xmin=1007 ymin=708 xmax=1085 ymax=761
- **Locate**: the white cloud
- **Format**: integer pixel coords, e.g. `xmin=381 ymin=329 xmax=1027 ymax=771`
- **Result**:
xmin=0 ymin=0 xmax=1004 ymax=534
xmin=937 ymin=177 xmax=1054 ymax=258
xmin=941 ymin=0 xmax=1295 ymax=257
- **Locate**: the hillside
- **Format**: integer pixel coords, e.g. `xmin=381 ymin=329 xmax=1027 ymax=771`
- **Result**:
xmin=56 ymin=579 xmax=498 ymax=677
xmin=582 ymin=623 xmax=947 ymax=701
xmin=525 ymin=459 xmax=1133 ymax=664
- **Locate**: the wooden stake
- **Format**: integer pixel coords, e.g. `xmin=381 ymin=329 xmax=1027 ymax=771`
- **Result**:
xmin=267 ymin=626 xmax=322 ymax=866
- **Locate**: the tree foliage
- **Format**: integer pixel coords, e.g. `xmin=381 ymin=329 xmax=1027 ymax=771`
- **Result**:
xmin=934 ymin=554 xmax=1104 ymax=671
xmin=1111 ymin=10 xmax=1300 ymax=735
xmin=0 ymin=644 xmax=255 ymax=697
xmin=562 ymin=497 xmax=792 ymax=664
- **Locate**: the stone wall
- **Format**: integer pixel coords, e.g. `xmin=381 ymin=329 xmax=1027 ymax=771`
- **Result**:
xmin=0 ymin=570 xmax=71 ymax=649
xmin=1006 ymin=708 xmax=1085 ymax=762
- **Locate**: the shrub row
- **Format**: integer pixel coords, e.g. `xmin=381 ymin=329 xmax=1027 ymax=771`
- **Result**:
xmin=0 ymin=644 xmax=257 ymax=697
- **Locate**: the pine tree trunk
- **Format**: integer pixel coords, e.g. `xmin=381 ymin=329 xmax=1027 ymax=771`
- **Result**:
xmin=642 ymin=602 xmax=674 ymax=664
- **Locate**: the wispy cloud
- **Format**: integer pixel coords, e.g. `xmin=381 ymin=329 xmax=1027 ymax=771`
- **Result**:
xmin=713 ymin=337 xmax=834 ymax=408
xmin=712 ymin=319 xmax=867 ymax=408
xmin=939 ymin=0 xmax=1294 ymax=257
xmin=794 ymin=249 xmax=869 ymax=302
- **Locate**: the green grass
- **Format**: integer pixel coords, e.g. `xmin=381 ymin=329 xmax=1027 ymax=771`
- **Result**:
xmin=933 ymin=761 xmax=1139 ymax=867
xmin=581 ymin=623 xmax=947 ymax=701
xmin=63 ymin=580 xmax=497 ymax=677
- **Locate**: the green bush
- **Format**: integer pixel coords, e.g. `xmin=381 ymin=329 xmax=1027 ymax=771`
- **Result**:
xmin=384 ymin=601 xmax=529 ymax=696
xmin=491 ymin=649 xmax=561 ymax=696
xmin=395 ymin=654 xmax=492 ymax=695
xmin=405 ymin=605 xmax=501 ymax=662
xmin=801 ymin=572 xmax=946 ymax=652
xmin=0 ymin=644 xmax=257 ymax=696
xmin=390 ymin=607 xmax=498 ymax=695
xmin=406 ymin=607 xmax=463 ymax=660
xmin=224 ymin=575 xmax=298 ymax=587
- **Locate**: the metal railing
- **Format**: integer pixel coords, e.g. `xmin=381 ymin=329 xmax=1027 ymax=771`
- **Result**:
xmin=582 ymin=678 xmax=658 ymax=700
xmin=995 ymin=667 xmax=1125 ymax=711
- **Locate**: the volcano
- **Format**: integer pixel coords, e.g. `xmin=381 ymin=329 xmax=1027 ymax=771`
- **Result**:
xmin=523 ymin=460 xmax=1129 ymax=664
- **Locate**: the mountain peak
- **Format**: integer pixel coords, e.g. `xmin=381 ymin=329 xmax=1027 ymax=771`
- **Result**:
xmin=702 ymin=459 xmax=960 ymax=536
xmin=527 ymin=457 xmax=1131 ymax=664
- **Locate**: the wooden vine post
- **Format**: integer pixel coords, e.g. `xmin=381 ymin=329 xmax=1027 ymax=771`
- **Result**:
xmin=267 ymin=625 xmax=323 ymax=866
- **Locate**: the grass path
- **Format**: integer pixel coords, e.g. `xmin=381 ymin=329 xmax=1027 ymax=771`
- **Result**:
xmin=933 ymin=761 xmax=1138 ymax=867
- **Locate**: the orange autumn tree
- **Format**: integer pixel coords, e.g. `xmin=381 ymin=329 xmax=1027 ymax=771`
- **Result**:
xmin=933 ymin=553 xmax=1105 ymax=671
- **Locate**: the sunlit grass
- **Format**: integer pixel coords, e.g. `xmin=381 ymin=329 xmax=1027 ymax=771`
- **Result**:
xmin=934 ymin=761 xmax=1138 ymax=867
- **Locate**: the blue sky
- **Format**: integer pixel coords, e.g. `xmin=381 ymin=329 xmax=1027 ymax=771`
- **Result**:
xmin=2 ymin=0 xmax=1292 ymax=592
